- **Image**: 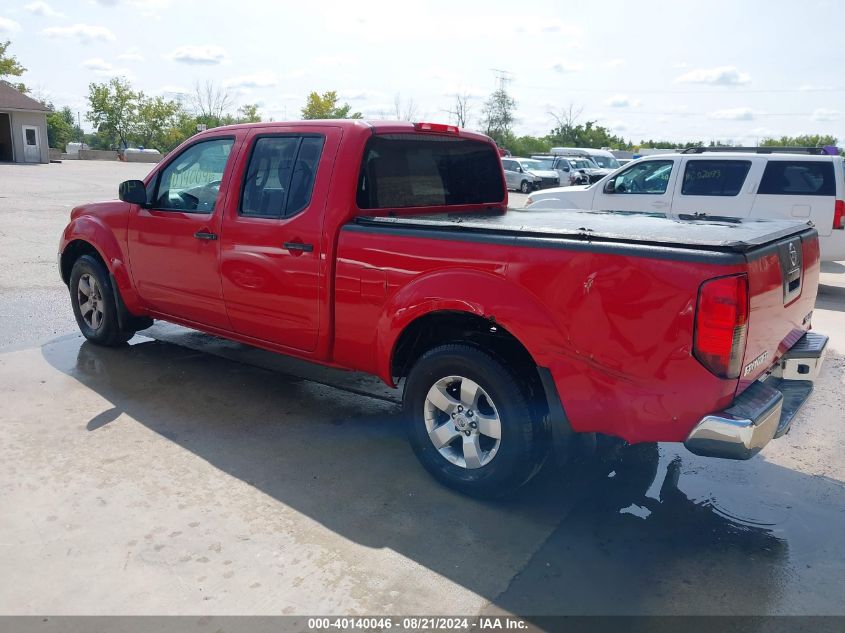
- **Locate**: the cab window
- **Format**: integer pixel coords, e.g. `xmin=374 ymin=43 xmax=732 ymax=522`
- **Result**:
xmin=153 ymin=138 xmax=234 ymax=212
xmin=682 ymin=160 xmax=751 ymax=197
xmin=606 ymin=160 xmax=674 ymax=194
xmin=240 ymin=135 xmax=325 ymax=218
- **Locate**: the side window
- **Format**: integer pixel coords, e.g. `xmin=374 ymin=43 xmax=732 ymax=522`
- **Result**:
xmin=503 ymin=160 xmax=515 ymax=172
xmin=240 ymin=135 xmax=325 ymax=218
xmin=682 ymin=160 xmax=751 ymax=197
xmin=153 ymin=138 xmax=233 ymax=212
xmin=607 ymin=160 xmax=673 ymax=194
xmin=759 ymin=161 xmax=835 ymax=196
xmin=556 ymin=158 xmax=570 ymax=171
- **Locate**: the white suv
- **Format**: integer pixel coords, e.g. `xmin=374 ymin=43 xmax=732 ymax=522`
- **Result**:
xmin=525 ymin=148 xmax=845 ymax=261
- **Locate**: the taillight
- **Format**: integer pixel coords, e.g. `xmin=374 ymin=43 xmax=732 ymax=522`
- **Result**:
xmin=834 ymin=200 xmax=844 ymax=230
xmin=693 ymin=274 xmax=749 ymax=379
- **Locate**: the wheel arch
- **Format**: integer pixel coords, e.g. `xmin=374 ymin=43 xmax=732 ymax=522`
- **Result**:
xmin=59 ymin=216 xmax=144 ymax=314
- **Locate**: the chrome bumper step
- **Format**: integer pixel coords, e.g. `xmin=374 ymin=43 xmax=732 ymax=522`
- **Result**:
xmin=766 ymin=378 xmax=814 ymax=438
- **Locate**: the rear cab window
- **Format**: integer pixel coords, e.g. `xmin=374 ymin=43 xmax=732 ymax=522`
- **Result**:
xmin=357 ymin=134 xmax=505 ymax=209
xmin=681 ymin=160 xmax=751 ymax=196
xmin=759 ymin=161 xmax=835 ymax=196
xmin=240 ymin=135 xmax=325 ymax=218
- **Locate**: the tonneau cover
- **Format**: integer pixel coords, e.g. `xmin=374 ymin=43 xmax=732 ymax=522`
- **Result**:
xmin=355 ymin=208 xmax=815 ymax=253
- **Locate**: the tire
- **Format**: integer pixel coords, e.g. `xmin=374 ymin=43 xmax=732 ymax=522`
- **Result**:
xmin=69 ymin=254 xmax=135 ymax=346
xmin=403 ymin=344 xmax=546 ymax=498
xmin=519 ymin=180 xmax=531 ymax=194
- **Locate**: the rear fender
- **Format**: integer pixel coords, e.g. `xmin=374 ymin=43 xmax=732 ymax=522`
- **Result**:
xmin=375 ymin=269 xmax=572 ymax=386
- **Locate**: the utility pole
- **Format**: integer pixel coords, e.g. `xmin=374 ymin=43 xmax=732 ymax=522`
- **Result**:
xmin=77 ymin=111 xmax=83 ymax=144
xmin=490 ymin=68 xmax=513 ymax=92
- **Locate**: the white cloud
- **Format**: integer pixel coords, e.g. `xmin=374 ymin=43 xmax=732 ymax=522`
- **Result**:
xmin=604 ymin=95 xmax=640 ymax=108
xmin=117 ymin=47 xmax=144 ymax=62
xmin=223 ymin=72 xmax=279 ymax=89
xmin=80 ymin=57 xmax=134 ymax=79
xmin=158 ymin=85 xmax=191 ymax=98
xmin=0 ymin=17 xmax=22 ymax=32
xmin=607 ymin=120 xmax=629 ymax=132
xmin=286 ymin=68 xmax=306 ymax=79
xmin=24 ymin=1 xmax=64 ymax=18
xmin=676 ymin=66 xmax=751 ymax=85
xmin=42 ymin=23 xmax=116 ymax=43
xmin=81 ymin=57 xmax=112 ymax=71
xmin=604 ymin=59 xmax=625 ymax=69
xmin=710 ymin=107 xmax=756 ymax=121
xmin=166 ymin=45 xmax=228 ymax=65
xmin=549 ymin=59 xmax=583 ymax=73
xmin=315 ymin=55 xmax=359 ymax=67
xmin=811 ymin=108 xmax=839 ymax=122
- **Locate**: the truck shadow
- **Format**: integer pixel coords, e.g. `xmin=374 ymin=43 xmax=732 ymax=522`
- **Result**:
xmin=41 ymin=335 xmax=845 ymax=618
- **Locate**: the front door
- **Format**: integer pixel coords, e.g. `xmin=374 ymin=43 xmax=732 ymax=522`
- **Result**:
xmin=127 ymin=135 xmax=240 ymax=330
xmin=592 ymin=158 xmax=678 ymax=213
xmin=219 ymin=126 xmax=340 ymax=353
xmin=22 ymin=125 xmax=40 ymax=162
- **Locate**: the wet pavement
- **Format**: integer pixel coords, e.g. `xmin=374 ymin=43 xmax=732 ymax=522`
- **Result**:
xmin=0 ymin=162 xmax=844 ymax=620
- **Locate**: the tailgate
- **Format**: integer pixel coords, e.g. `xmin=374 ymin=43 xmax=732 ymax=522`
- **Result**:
xmin=738 ymin=227 xmax=820 ymax=393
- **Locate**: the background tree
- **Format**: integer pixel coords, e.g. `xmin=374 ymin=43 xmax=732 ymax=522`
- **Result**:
xmin=190 ymin=80 xmax=234 ymax=128
xmin=301 ymin=91 xmax=362 ymax=119
xmin=393 ymin=93 xmax=418 ymax=121
xmin=87 ymin=77 xmax=139 ymax=149
xmin=481 ymin=87 xmax=516 ymax=146
xmin=134 ymin=95 xmax=181 ymax=149
xmin=236 ymin=103 xmax=261 ymax=123
xmin=761 ymin=134 xmax=838 ymax=148
xmin=46 ymin=105 xmax=80 ymax=150
xmin=446 ymin=92 xmax=473 ymax=128
xmin=0 ymin=40 xmax=27 ymax=93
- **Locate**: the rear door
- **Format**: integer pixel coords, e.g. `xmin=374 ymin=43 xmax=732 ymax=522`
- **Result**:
xmin=592 ymin=158 xmax=679 ymax=212
xmin=669 ymin=157 xmax=759 ymax=219
xmin=218 ymin=125 xmax=341 ymax=353
xmin=751 ymin=158 xmax=837 ymax=237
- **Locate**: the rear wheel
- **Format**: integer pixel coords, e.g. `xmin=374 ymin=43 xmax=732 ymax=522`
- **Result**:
xmin=520 ymin=180 xmax=531 ymax=194
xmin=69 ymin=255 xmax=135 ymax=346
xmin=404 ymin=344 xmax=546 ymax=498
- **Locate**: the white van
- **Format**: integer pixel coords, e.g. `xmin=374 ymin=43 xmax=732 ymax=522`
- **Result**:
xmin=525 ymin=148 xmax=845 ymax=261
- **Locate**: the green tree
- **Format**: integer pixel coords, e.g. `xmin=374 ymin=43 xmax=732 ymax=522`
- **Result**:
xmin=0 ymin=40 xmax=26 ymax=93
xmin=237 ymin=103 xmax=261 ymax=123
xmin=46 ymin=105 xmax=79 ymax=150
xmin=760 ymin=134 xmax=838 ymax=148
xmin=87 ymin=77 xmax=140 ymax=149
xmin=481 ymin=88 xmax=516 ymax=146
xmin=134 ymin=95 xmax=181 ymax=150
xmin=301 ymin=91 xmax=361 ymax=119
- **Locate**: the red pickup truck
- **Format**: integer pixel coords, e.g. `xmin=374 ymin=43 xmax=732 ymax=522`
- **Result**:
xmin=59 ymin=120 xmax=828 ymax=497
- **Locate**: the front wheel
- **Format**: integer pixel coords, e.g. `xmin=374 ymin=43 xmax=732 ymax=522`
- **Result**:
xmin=519 ymin=180 xmax=531 ymax=194
xmin=69 ymin=255 xmax=135 ymax=346
xmin=403 ymin=344 xmax=546 ymax=498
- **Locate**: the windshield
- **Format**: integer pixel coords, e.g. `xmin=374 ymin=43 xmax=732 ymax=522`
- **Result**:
xmin=532 ymin=157 xmax=555 ymax=169
xmin=518 ymin=160 xmax=546 ymax=172
xmin=570 ymin=159 xmax=598 ymax=169
xmin=591 ymin=155 xmax=621 ymax=169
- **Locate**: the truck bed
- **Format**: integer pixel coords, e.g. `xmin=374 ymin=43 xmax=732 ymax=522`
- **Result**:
xmin=353 ymin=208 xmax=815 ymax=254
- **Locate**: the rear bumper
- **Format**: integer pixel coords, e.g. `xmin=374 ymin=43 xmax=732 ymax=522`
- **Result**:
xmin=685 ymin=332 xmax=828 ymax=460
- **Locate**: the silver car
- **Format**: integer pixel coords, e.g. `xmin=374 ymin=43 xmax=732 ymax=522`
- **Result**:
xmin=502 ymin=158 xmax=560 ymax=193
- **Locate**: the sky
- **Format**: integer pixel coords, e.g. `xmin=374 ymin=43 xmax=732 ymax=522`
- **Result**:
xmin=1 ymin=0 xmax=843 ymax=145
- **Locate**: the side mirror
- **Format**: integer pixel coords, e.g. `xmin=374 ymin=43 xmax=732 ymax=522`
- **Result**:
xmin=119 ymin=179 xmax=148 ymax=206
xmin=604 ymin=180 xmax=616 ymax=194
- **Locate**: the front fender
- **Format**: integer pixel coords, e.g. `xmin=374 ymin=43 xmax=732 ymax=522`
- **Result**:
xmin=374 ymin=269 xmax=571 ymax=385
xmin=60 ymin=215 xmax=143 ymax=314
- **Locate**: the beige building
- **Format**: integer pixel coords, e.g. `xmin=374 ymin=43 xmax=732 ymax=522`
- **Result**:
xmin=0 ymin=82 xmax=49 ymax=164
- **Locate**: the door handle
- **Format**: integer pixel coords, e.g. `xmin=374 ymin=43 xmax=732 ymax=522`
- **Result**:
xmin=283 ymin=242 xmax=313 ymax=253
xmin=194 ymin=231 xmax=218 ymax=241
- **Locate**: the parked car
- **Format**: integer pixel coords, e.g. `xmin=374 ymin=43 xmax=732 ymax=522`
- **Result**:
xmin=502 ymin=157 xmax=560 ymax=192
xmin=59 ymin=121 xmax=828 ymax=498
xmin=551 ymin=146 xmax=622 ymax=171
xmin=531 ymin=155 xmax=589 ymax=186
xmin=525 ymin=147 xmax=845 ymax=261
